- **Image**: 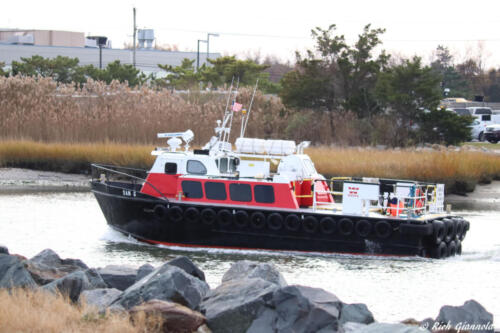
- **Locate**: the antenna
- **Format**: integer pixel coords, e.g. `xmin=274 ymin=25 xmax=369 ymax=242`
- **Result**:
xmin=240 ymin=79 xmax=259 ymax=138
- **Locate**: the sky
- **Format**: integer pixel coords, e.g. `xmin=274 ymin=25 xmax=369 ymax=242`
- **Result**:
xmin=2 ymin=0 xmax=500 ymax=67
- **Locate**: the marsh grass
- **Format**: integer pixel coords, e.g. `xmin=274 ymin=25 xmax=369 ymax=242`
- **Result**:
xmin=0 ymin=288 xmax=162 ymax=333
xmin=1 ymin=140 xmax=499 ymax=192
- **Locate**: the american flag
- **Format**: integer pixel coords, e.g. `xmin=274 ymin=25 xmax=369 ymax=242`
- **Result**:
xmin=232 ymin=102 xmax=243 ymax=112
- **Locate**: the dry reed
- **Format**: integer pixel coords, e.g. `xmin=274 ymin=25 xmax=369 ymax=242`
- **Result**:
xmin=0 ymin=288 xmax=162 ymax=333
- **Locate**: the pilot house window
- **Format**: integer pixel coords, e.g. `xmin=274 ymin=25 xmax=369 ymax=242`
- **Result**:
xmin=181 ymin=181 xmax=203 ymax=198
xmin=229 ymin=183 xmax=252 ymax=202
xmin=254 ymin=185 xmax=275 ymax=203
xmin=165 ymin=162 xmax=177 ymax=174
xmin=187 ymin=160 xmax=207 ymax=175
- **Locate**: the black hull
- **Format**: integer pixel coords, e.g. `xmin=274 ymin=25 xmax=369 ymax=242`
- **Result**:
xmin=91 ymin=181 xmax=469 ymax=258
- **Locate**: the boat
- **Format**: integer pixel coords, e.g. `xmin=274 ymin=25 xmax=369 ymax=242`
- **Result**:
xmin=91 ymin=86 xmax=469 ymax=259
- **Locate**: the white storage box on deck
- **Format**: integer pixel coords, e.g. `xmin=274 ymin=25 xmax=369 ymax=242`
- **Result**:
xmin=235 ymin=138 xmax=296 ymax=155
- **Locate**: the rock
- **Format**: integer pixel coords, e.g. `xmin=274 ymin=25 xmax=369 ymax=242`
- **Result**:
xmin=221 ymin=260 xmax=287 ymax=287
xmin=0 ymin=245 xmax=8 ymax=255
xmin=249 ymin=285 xmax=343 ymax=333
xmin=343 ymin=322 xmax=368 ymax=332
xmin=200 ymin=278 xmax=279 ymax=333
xmin=42 ymin=268 xmax=106 ymax=302
xmin=0 ymin=254 xmax=37 ymax=289
xmin=355 ymin=322 xmax=429 ymax=333
xmin=129 ymin=299 xmax=206 ymax=333
xmin=167 ymin=257 xmax=206 ymax=282
xmin=136 ymin=264 xmax=155 ymax=282
xmin=435 ymin=299 xmax=494 ymax=332
xmin=97 ymin=265 xmax=138 ymax=291
xmin=112 ymin=263 xmax=209 ymax=310
xmin=340 ymin=303 xmax=375 ymax=324
xmin=26 ymin=249 xmax=88 ymax=285
xmin=79 ymin=288 xmax=122 ymax=312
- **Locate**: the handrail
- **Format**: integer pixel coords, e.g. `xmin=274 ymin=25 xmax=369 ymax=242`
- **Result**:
xmin=91 ymin=163 xmax=169 ymax=202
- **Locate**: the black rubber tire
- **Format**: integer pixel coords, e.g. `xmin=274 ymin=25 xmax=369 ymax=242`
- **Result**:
xmin=448 ymin=240 xmax=457 ymax=256
xmin=338 ymin=218 xmax=354 ymax=236
xmin=456 ymin=240 xmax=462 ymax=255
xmin=184 ymin=207 xmax=200 ymax=223
xmin=454 ymin=218 xmax=464 ymax=241
xmin=443 ymin=218 xmax=456 ymax=243
xmin=153 ymin=204 xmax=167 ymax=219
xmin=432 ymin=220 xmax=445 ymax=245
xmin=355 ymin=219 xmax=372 ymax=238
xmin=460 ymin=220 xmax=469 ymax=241
xmin=217 ymin=209 xmax=233 ymax=227
xmin=284 ymin=214 xmax=300 ymax=232
xmin=319 ymin=217 xmax=336 ymax=234
xmin=200 ymin=208 xmax=216 ymax=225
xmin=250 ymin=211 xmax=266 ymax=229
xmin=374 ymin=220 xmax=391 ymax=239
xmin=431 ymin=241 xmax=448 ymax=259
xmin=168 ymin=205 xmax=183 ymax=223
xmin=267 ymin=213 xmax=283 ymax=231
xmin=234 ymin=210 xmax=249 ymax=228
xmin=303 ymin=216 xmax=318 ymax=233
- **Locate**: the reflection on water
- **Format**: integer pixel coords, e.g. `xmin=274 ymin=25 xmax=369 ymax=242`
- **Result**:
xmin=0 ymin=191 xmax=498 ymax=323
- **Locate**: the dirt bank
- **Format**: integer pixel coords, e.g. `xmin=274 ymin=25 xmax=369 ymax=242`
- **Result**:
xmin=0 ymin=168 xmax=90 ymax=193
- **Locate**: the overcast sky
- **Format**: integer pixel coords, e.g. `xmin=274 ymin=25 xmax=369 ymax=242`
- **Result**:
xmin=2 ymin=0 xmax=500 ymax=67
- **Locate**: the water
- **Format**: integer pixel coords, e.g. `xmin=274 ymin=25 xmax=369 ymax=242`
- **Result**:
xmin=0 ymin=191 xmax=499 ymax=323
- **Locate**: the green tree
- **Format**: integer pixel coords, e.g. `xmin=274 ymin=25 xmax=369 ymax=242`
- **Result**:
xmin=418 ymin=108 xmax=473 ymax=145
xmin=430 ymin=45 xmax=471 ymax=98
xmin=280 ymin=24 xmax=388 ymax=118
xmin=11 ymin=55 xmax=84 ymax=84
xmin=96 ymin=60 xmax=145 ymax=86
xmin=0 ymin=62 xmax=9 ymax=77
xmin=375 ymin=57 xmax=442 ymax=145
xmin=158 ymin=59 xmax=201 ymax=90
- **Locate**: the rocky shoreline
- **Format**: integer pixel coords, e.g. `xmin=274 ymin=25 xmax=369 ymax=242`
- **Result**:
xmin=0 ymin=246 xmax=494 ymax=333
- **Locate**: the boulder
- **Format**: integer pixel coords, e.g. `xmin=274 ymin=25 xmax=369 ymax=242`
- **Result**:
xmin=136 ymin=264 xmax=155 ymax=282
xmin=355 ymin=323 xmax=429 ymax=333
xmin=200 ymin=278 xmax=279 ymax=333
xmin=221 ymin=261 xmax=287 ymax=287
xmin=79 ymin=288 xmax=122 ymax=312
xmin=97 ymin=265 xmax=138 ymax=291
xmin=111 ymin=263 xmax=209 ymax=310
xmin=0 ymin=254 xmax=37 ymax=289
xmin=435 ymin=299 xmax=494 ymax=333
xmin=26 ymin=249 xmax=88 ymax=285
xmin=340 ymin=303 xmax=375 ymax=325
xmin=248 ymin=285 xmax=342 ymax=333
xmin=167 ymin=257 xmax=206 ymax=282
xmin=129 ymin=299 xmax=206 ymax=333
xmin=42 ymin=268 xmax=106 ymax=302
xmin=0 ymin=245 xmax=8 ymax=255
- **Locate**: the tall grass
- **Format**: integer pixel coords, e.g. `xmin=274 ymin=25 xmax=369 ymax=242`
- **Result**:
xmin=1 ymin=140 xmax=499 ymax=192
xmin=0 ymin=288 xmax=161 ymax=333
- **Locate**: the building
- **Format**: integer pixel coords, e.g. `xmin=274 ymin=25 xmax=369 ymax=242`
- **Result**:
xmin=0 ymin=29 xmax=220 ymax=75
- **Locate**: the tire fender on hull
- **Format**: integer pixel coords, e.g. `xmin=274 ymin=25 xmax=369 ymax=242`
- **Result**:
xmin=168 ymin=206 xmax=183 ymax=223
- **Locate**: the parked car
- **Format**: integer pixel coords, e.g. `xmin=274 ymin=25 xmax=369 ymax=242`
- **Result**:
xmin=484 ymin=124 xmax=500 ymax=143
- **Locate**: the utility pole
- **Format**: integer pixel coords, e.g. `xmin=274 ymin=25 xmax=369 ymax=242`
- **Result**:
xmin=133 ymin=7 xmax=137 ymax=68
xmin=197 ymin=39 xmax=207 ymax=71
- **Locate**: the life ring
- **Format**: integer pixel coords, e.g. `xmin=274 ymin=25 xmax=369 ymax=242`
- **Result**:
xmin=184 ymin=207 xmax=200 ymax=223
xmin=284 ymin=214 xmax=300 ymax=231
xmin=153 ymin=204 xmax=167 ymax=219
xmin=250 ymin=212 xmax=266 ymax=229
xmin=200 ymin=208 xmax=216 ymax=225
xmin=431 ymin=241 xmax=448 ymax=259
xmin=443 ymin=218 xmax=456 ymax=243
xmin=217 ymin=209 xmax=233 ymax=227
xmin=319 ymin=217 xmax=336 ymax=234
xmin=267 ymin=213 xmax=283 ymax=231
xmin=447 ymin=240 xmax=457 ymax=257
xmin=355 ymin=220 xmax=372 ymax=238
xmin=168 ymin=205 xmax=183 ymax=223
xmin=432 ymin=220 xmax=445 ymax=245
xmin=338 ymin=218 xmax=354 ymax=236
xmin=303 ymin=216 xmax=318 ymax=233
xmin=374 ymin=220 xmax=391 ymax=239
xmin=234 ymin=210 xmax=249 ymax=228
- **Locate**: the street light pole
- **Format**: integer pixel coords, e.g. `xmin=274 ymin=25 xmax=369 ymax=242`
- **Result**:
xmin=197 ymin=39 xmax=207 ymax=71
xmin=207 ymin=33 xmax=219 ymax=63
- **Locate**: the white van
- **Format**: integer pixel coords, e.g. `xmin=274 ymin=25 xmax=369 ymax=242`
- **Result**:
xmin=467 ymin=107 xmax=500 ymax=140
